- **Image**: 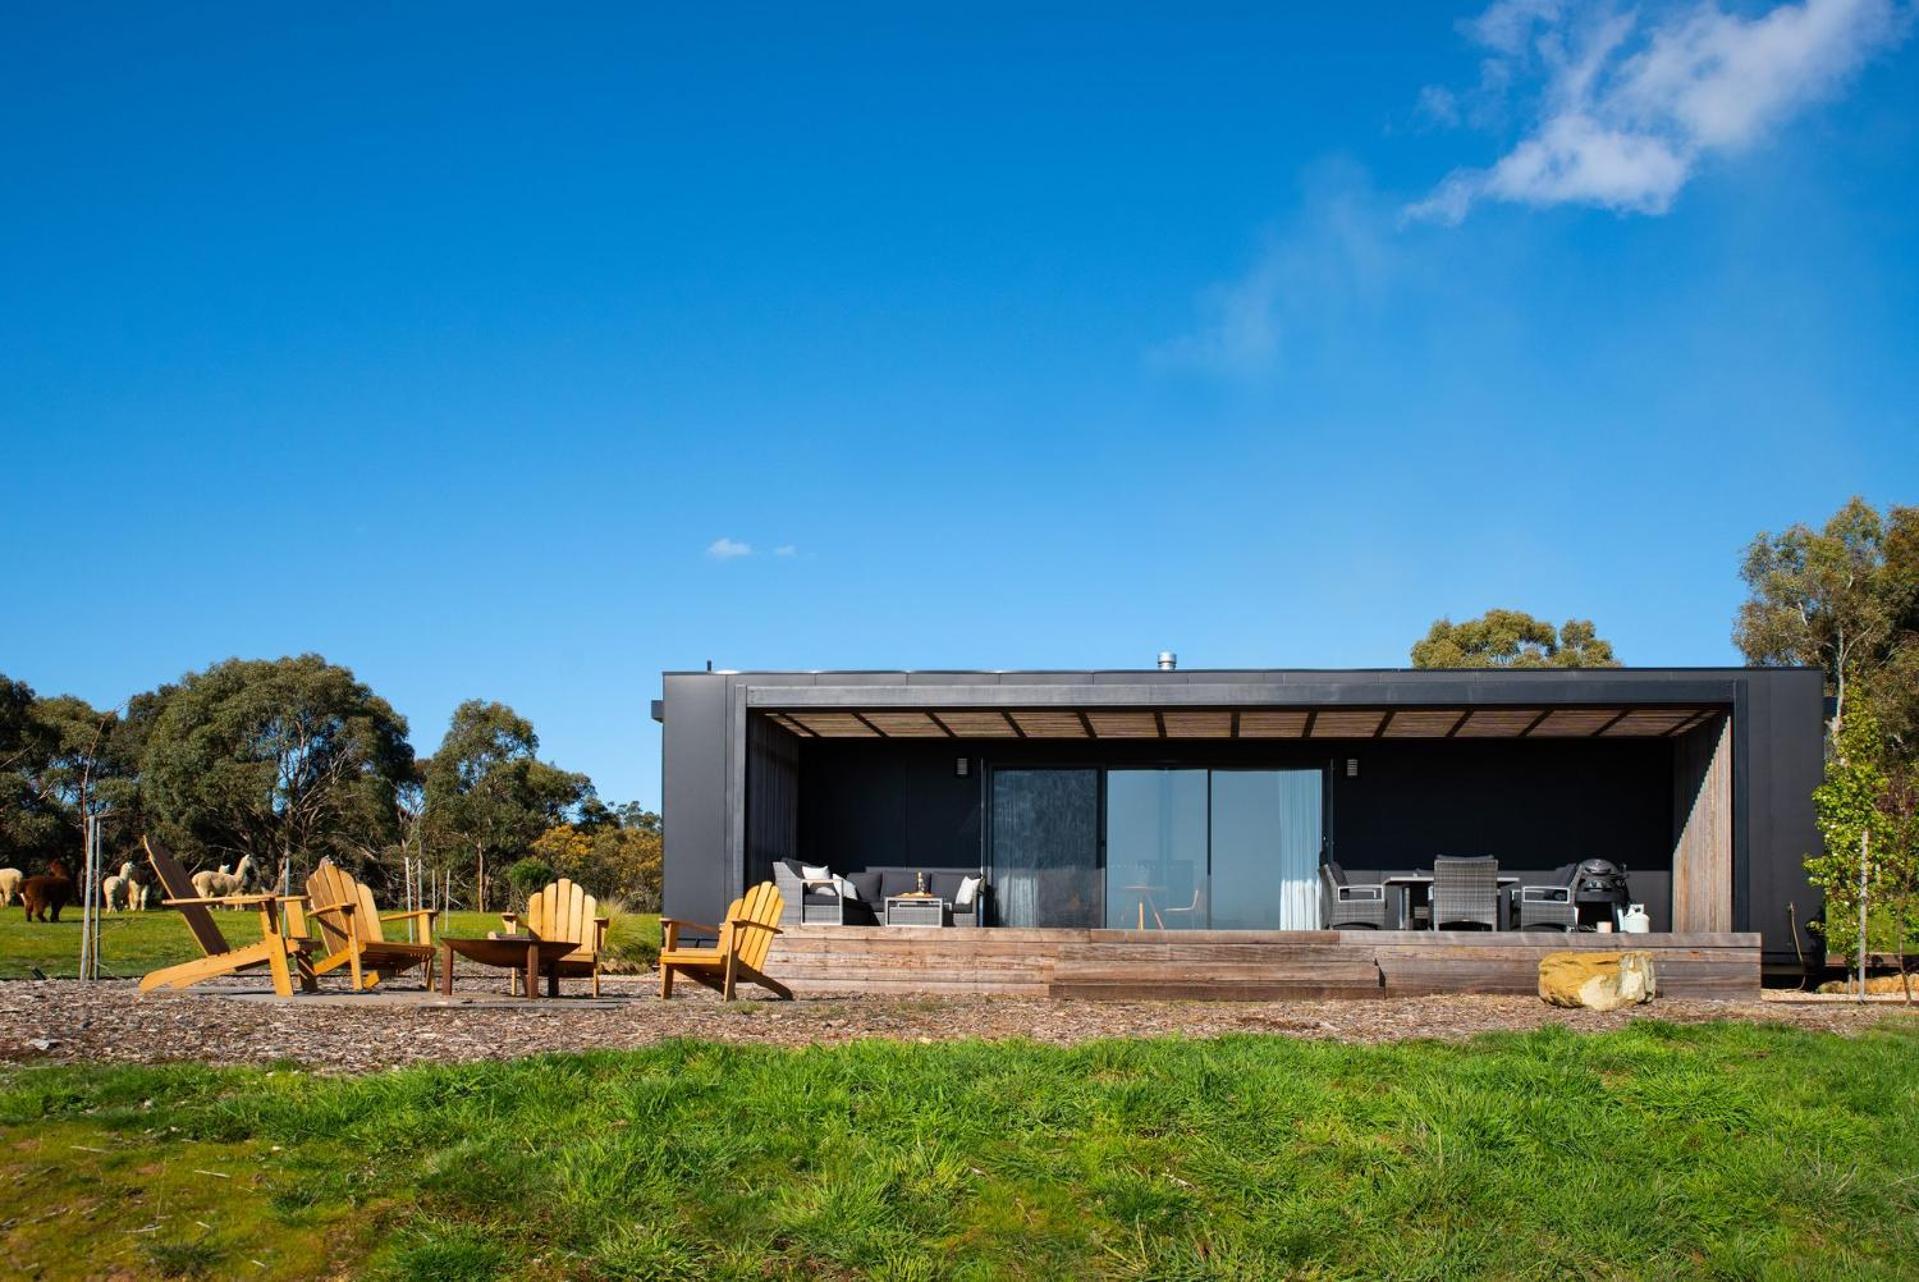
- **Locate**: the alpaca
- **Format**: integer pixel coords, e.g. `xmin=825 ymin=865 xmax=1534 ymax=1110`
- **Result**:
xmin=0 ymin=868 xmax=21 ymax=907
xmin=21 ymin=860 xmax=74 ymax=922
xmin=102 ymin=861 xmax=138 ymax=912
xmin=191 ymin=856 xmax=257 ymax=906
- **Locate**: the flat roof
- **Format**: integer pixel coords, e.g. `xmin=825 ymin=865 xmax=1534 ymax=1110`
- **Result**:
xmin=663 ymin=666 xmax=1819 ymax=742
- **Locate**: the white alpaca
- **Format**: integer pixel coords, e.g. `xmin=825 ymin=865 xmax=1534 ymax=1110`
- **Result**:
xmin=0 ymin=868 xmax=22 ymax=907
xmin=192 ymin=859 xmax=245 ymax=902
xmin=191 ymin=857 xmax=256 ymax=906
xmin=103 ymin=861 xmax=138 ymax=912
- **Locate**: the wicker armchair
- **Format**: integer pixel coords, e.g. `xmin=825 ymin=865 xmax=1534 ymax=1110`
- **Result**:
xmin=1511 ymin=863 xmax=1578 ymax=931
xmin=770 ymin=860 xmax=846 ymax=926
xmin=1320 ymin=862 xmax=1389 ymax=929
xmin=1431 ymin=855 xmax=1499 ymax=930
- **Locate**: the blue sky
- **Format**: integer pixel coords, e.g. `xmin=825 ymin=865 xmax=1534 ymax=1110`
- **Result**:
xmin=3 ymin=2 xmax=1915 ymax=807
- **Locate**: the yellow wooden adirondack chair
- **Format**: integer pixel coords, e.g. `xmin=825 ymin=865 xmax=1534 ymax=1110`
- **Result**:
xmin=658 ymin=881 xmax=791 ymax=1000
xmin=137 ymin=836 xmax=318 ymax=998
xmin=500 ymin=878 xmax=610 ymax=996
xmin=298 ymin=859 xmax=439 ymax=991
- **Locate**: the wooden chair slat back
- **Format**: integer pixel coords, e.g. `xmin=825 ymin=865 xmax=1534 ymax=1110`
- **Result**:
xmin=352 ymin=880 xmax=382 ymax=943
xmin=306 ymin=860 xmax=366 ymax=954
xmin=736 ymin=882 xmax=782 ymax=972
xmin=527 ymin=880 xmax=600 ymax=956
xmin=143 ymin=837 xmax=230 ymax=957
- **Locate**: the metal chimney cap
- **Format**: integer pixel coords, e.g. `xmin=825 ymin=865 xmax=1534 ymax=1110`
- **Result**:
xmin=1157 ymin=650 xmax=1178 ymax=671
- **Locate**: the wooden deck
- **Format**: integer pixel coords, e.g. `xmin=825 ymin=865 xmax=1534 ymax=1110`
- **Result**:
xmin=767 ymin=927 xmax=1763 ymax=1000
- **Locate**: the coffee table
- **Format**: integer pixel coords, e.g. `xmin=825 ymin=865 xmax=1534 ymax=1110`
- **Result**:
xmin=439 ymin=935 xmax=579 ymax=998
xmin=884 ymin=895 xmax=947 ymax=927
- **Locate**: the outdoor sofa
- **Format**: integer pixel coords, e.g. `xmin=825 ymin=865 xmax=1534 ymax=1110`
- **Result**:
xmin=773 ymin=859 xmax=986 ymax=927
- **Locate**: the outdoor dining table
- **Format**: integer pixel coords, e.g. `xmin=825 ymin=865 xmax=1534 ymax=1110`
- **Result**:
xmin=438 ymin=935 xmax=580 ymax=998
xmin=1382 ymin=873 xmax=1521 ymax=929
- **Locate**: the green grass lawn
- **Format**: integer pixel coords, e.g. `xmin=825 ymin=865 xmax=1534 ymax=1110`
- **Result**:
xmin=1 ymin=1020 xmax=1915 ymax=1279
xmin=0 ymin=908 xmax=661 ymax=980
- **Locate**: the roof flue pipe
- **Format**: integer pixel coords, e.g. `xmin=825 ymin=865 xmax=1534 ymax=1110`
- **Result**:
xmin=1157 ymin=651 xmax=1178 ymax=671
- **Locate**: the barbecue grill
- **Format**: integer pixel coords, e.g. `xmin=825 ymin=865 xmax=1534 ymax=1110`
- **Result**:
xmin=1572 ymin=858 xmax=1631 ymax=929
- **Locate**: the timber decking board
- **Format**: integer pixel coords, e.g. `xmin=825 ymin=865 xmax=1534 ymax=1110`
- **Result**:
xmin=765 ymin=928 xmax=1761 ymax=1000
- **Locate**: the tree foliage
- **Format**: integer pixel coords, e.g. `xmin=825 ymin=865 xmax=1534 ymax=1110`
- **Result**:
xmin=1736 ymin=496 xmax=1919 ymax=749
xmin=529 ymin=817 xmax=663 ymax=911
xmin=1807 ymin=705 xmax=1896 ymax=990
xmin=1411 ymin=610 xmax=1620 ymax=669
xmin=140 ymin=655 xmax=416 ymax=878
xmin=421 ymin=700 xmax=592 ymax=908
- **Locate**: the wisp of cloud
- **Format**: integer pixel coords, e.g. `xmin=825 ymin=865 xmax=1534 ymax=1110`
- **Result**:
xmin=1407 ymin=0 xmax=1908 ymax=223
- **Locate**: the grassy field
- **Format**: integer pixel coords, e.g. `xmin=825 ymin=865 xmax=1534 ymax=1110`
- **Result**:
xmin=1 ymin=1020 xmax=1915 ymax=1279
xmin=0 ymin=908 xmax=661 ymax=980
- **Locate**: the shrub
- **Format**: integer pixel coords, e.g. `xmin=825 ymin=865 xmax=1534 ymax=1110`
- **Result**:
xmin=505 ymin=858 xmax=555 ymax=908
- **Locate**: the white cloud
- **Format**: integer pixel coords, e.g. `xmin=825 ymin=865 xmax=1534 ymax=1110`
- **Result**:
xmin=774 ymin=545 xmax=798 ymax=557
xmin=1407 ymin=0 xmax=1907 ymax=223
xmin=1153 ymin=161 xmax=1394 ymax=376
xmin=706 ymin=537 xmax=752 ymax=559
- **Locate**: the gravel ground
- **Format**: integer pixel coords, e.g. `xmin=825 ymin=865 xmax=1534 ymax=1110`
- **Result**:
xmin=0 ymin=977 xmax=1912 ymax=1074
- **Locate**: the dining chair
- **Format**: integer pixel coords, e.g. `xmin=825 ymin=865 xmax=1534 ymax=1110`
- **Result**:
xmin=1431 ymin=855 xmax=1500 ymax=930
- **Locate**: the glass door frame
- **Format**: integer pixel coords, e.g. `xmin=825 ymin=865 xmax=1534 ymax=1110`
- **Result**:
xmin=987 ymin=758 xmax=1336 ymax=931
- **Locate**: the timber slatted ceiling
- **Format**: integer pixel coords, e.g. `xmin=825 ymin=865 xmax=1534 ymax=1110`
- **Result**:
xmin=1380 ymin=710 xmax=1463 ymax=738
xmin=1161 ymin=710 xmax=1234 ymax=738
xmin=1604 ymin=709 xmax=1703 ymax=736
xmin=1529 ymin=709 xmax=1620 ymax=737
xmin=787 ymin=713 xmax=879 ymax=737
xmin=933 ymin=711 xmax=1020 ymax=737
xmin=759 ymin=705 xmax=1726 ymax=740
xmin=1308 ymin=710 xmax=1386 ymax=738
xmin=1087 ymin=711 xmax=1161 ymax=738
xmin=859 ymin=711 xmax=949 ymax=738
xmin=1453 ymin=709 xmax=1546 ymax=737
xmin=1237 ymin=710 xmax=1310 ymax=738
xmin=1007 ymin=711 xmax=1089 ymax=738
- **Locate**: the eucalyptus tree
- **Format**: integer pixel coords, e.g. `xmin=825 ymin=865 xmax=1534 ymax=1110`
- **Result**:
xmin=1411 ymin=610 xmax=1620 ymax=669
xmin=140 ymin=655 xmax=415 ymax=881
xmin=421 ymin=700 xmax=591 ymax=910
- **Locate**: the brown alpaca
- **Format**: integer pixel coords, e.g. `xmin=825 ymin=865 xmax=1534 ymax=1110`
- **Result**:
xmin=21 ymin=860 xmax=74 ymax=923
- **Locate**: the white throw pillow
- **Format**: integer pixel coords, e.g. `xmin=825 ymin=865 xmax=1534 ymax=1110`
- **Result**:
xmin=801 ymin=863 xmax=831 ymax=883
xmin=836 ymin=874 xmax=862 ymax=902
xmin=954 ymin=875 xmax=981 ymax=910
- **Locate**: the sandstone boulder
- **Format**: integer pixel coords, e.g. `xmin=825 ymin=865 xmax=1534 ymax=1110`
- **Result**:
xmin=1538 ymin=951 xmax=1656 ymax=1011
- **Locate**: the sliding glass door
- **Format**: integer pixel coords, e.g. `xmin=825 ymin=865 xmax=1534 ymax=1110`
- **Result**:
xmin=990 ymin=769 xmax=1101 ymax=927
xmin=1101 ymin=767 xmax=1323 ymax=930
xmin=1211 ymin=769 xmax=1323 ymax=930
xmin=991 ymin=764 xmax=1325 ymax=930
xmin=1105 ymin=770 xmax=1207 ymax=929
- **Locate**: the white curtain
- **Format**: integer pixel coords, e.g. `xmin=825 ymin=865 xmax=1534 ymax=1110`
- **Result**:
xmin=1275 ymin=770 xmax=1323 ymax=929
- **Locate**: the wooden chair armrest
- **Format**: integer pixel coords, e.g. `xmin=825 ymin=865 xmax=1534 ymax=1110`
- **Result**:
xmin=500 ymin=912 xmax=520 ymax=930
xmin=727 ymin=917 xmax=783 ymax=937
xmin=309 ymin=901 xmax=357 ymax=920
xmin=379 ymin=909 xmax=438 ymax=924
xmin=659 ymin=917 xmax=718 ymax=933
xmin=164 ymin=893 xmax=305 ymax=907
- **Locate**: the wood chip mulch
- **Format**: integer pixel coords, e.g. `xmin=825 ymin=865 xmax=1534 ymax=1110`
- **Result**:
xmin=0 ymin=978 xmax=1911 ymax=1076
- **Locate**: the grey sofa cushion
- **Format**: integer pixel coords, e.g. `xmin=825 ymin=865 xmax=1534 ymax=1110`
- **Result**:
xmin=847 ymin=871 xmax=883 ymax=903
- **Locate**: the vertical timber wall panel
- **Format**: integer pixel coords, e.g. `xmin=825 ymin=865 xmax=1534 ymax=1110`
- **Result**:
xmin=746 ymin=715 xmax=801 ymax=890
xmin=1672 ymin=714 xmax=1733 ymax=931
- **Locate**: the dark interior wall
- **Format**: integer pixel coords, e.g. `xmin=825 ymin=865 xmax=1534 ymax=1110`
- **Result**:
xmin=792 ymin=733 xmax=1675 ymax=920
xmin=745 ymin=715 xmax=800 ymax=889
xmin=1329 ymin=739 xmax=1675 ymax=929
xmin=798 ymin=739 xmax=983 ymax=871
